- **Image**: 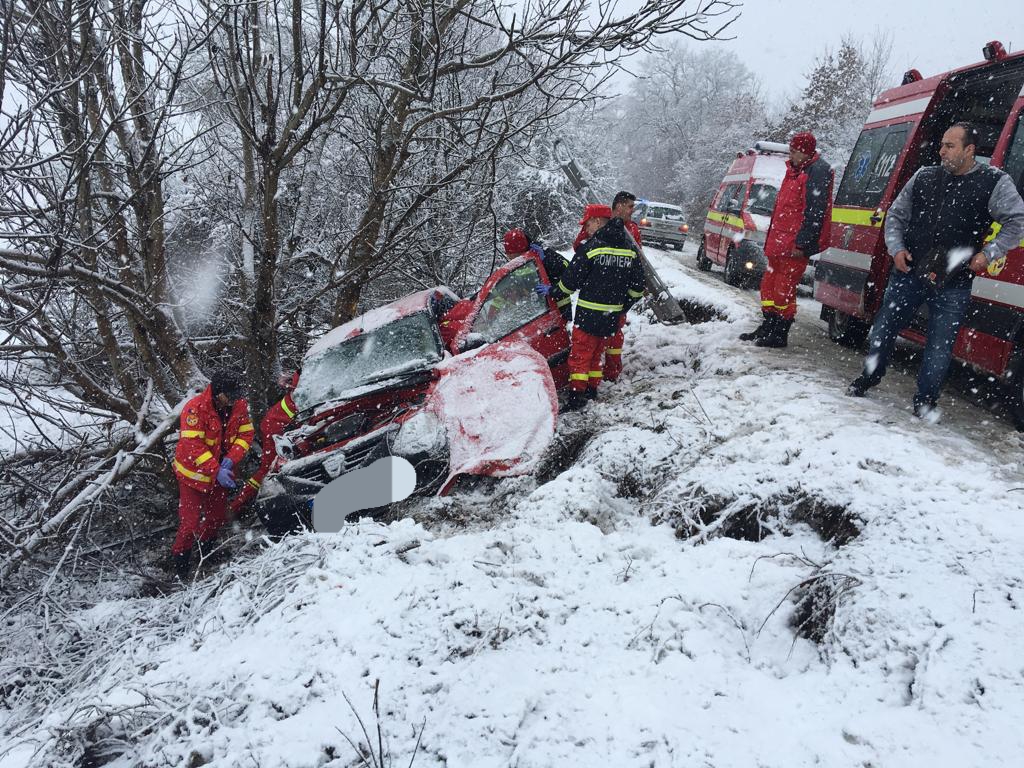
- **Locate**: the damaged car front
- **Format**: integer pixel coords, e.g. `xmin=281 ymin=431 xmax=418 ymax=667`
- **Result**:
xmin=254 ymin=292 xmax=456 ymax=534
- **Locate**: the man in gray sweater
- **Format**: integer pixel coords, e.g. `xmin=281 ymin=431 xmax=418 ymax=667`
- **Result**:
xmin=848 ymin=121 xmax=1024 ymax=419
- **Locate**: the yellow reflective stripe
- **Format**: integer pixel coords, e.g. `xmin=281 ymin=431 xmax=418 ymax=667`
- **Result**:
xmin=195 ymin=451 xmax=214 ymax=465
xmin=577 ymin=299 xmax=623 ymax=312
xmin=556 ymin=296 xmax=572 ymax=307
xmin=204 ymin=438 xmax=216 ymax=446
xmin=180 ymin=430 xmax=205 ymax=438
xmin=558 ymin=280 xmax=572 ymax=294
xmin=761 ymin=300 xmax=775 ymax=307
xmin=628 ymin=289 xmax=645 ymax=299
xmin=707 ymin=211 xmax=744 ymax=228
xmin=238 ymin=423 xmax=255 ymax=433
xmin=984 ymin=222 xmax=1024 ymax=247
xmin=233 ymin=438 xmax=250 ymax=451
xmin=832 ymin=207 xmax=883 ymax=227
xmin=174 ymin=460 xmax=212 ymax=483
xmin=589 ymin=371 xmax=603 ymax=378
xmin=587 ymin=246 xmax=636 ymax=260
xmin=247 ymin=478 xmax=261 ymax=490
xmin=605 ymin=348 xmax=622 ymax=355
xmin=280 ymin=397 xmax=295 ymax=418
xmin=569 ymin=373 xmax=590 ymax=381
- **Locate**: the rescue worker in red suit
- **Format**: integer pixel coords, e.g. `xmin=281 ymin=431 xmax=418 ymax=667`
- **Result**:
xmin=554 ymin=204 xmax=646 ymax=411
xmin=503 ymin=228 xmax=573 ymax=320
xmin=604 ymin=190 xmax=644 ymax=382
xmin=739 ymin=132 xmax=834 ymax=348
xmin=228 ymin=370 xmax=299 ymax=519
xmin=171 ymin=370 xmax=253 ymax=578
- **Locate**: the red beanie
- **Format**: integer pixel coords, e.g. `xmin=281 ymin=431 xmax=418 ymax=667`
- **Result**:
xmin=790 ymin=132 xmax=816 ymax=155
xmin=503 ymin=228 xmax=529 ymax=256
xmin=579 ymin=204 xmax=613 ymax=225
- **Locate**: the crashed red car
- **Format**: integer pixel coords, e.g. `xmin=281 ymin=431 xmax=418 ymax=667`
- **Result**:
xmin=255 ymin=252 xmax=571 ymax=532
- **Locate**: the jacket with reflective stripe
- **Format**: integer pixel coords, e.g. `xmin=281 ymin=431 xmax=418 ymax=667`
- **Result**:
xmin=556 ymin=218 xmax=645 ymax=337
xmin=173 ymin=384 xmax=254 ymax=492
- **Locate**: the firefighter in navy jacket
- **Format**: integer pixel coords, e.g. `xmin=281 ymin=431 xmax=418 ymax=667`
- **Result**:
xmin=555 ymin=205 xmax=646 ymax=411
xmin=171 ymin=370 xmax=253 ymax=577
xmin=604 ymin=190 xmax=644 ymax=382
xmin=740 ymin=131 xmax=834 ymax=348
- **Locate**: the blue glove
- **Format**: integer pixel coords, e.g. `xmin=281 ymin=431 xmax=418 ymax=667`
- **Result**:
xmin=216 ymin=457 xmax=236 ymax=489
xmin=534 ymin=283 xmax=552 ymax=296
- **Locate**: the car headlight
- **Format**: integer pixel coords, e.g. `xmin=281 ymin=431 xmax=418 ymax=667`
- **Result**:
xmin=391 ymin=409 xmax=446 ymax=457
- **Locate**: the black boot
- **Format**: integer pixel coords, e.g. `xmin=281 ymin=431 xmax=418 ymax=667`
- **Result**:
xmin=585 ymin=388 xmax=598 ymax=401
xmin=172 ymin=550 xmax=191 ymax=580
xmin=563 ymin=391 xmax=588 ymax=413
xmin=755 ymin=316 xmax=791 ymax=348
xmin=847 ymin=374 xmax=877 ymax=397
xmin=739 ymin=311 xmax=770 ymax=341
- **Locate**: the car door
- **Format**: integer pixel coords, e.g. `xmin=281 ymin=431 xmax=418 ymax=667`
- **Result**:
xmin=453 ymin=254 xmax=571 ymax=386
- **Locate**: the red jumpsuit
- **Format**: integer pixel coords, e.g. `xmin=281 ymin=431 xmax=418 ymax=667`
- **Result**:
xmin=603 ymin=219 xmax=643 ymax=382
xmin=228 ymin=391 xmax=298 ymax=516
xmin=760 ymin=153 xmax=833 ymax=320
xmin=172 ymin=386 xmax=253 ymax=555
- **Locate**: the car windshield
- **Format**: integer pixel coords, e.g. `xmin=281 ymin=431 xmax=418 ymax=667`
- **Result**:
xmin=295 ymin=312 xmax=442 ymax=410
xmin=746 ymin=184 xmax=778 ymax=216
xmin=649 ymin=206 xmax=685 ymax=221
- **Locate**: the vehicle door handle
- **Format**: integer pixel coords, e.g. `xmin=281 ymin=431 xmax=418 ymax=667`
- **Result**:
xmin=544 ymin=324 xmax=563 ymax=336
xmin=869 ymin=209 xmax=884 ymax=225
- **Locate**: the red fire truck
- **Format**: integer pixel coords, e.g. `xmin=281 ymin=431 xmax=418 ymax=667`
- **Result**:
xmin=814 ymin=41 xmax=1024 ymax=407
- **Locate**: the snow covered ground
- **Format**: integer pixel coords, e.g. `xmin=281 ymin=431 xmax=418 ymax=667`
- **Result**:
xmin=3 ymin=246 xmax=1023 ymax=768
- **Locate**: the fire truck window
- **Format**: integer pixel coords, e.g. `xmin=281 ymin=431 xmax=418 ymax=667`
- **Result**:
xmin=835 ymin=123 xmax=911 ymax=208
xmin=747 ymin=184 xmax=778 ymax=216
xmin=1003 ymin=112 xmax=1024 ymax=196
xmin=471 ymin=262 xmax=547 ymax=342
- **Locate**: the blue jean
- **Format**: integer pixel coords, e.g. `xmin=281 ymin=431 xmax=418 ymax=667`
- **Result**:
xmin=861 ymin=271 xmax=972 ymax=403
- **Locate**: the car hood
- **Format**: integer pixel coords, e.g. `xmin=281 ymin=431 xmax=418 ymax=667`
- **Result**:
xmin=426 ymin=340 xmax=557 ymax=493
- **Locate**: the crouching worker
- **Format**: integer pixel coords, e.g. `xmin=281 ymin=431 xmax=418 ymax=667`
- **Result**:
xmin=554 ymin=204 xmax=645 ymax=412
xmin=229 ymin=370 xmax=299 ymax=519
xmin=171 ymin=370 xmax=253 ymax=578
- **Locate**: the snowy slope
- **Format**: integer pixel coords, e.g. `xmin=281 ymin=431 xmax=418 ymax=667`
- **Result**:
xmin=3 ymin=248 xmax=1023 ymax=768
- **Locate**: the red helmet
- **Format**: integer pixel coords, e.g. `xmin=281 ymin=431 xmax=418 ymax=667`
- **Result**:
xmin=503 ymin=228 xmax=529 ymax=256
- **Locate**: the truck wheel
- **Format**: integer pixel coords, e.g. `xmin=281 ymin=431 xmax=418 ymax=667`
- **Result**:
xmin=826 ymin=308 xmax=869 ymax=349
xmin=696 ymin=239 xmax=712 ymax=271
xmin=723 ymin=248 xmax=742 ymax=286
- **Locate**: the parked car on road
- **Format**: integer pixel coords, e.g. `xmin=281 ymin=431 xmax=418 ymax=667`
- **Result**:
xmin=254 ymin=252 xmax=571 ymax=534
xmin=635 ymin=200 xmax=689 ymax=250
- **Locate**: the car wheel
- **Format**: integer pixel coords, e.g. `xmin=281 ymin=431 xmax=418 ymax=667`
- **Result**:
xmin=696 ymin=239 xmax=712 ymax=271
xmin=723 ymin=248 xmax=742 ymax=286
xmin=826 ymin=308 xmax=869 ymax=348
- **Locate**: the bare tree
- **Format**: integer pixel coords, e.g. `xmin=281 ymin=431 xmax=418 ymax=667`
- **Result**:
xmin=0 ymin=0 xmax=740 ymax=583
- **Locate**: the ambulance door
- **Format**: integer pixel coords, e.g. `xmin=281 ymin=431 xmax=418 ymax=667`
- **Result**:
xmin=815 ymin=121 xmax=914 ymax=320
xmin=960 ymin=101 xmax=1024 ymax=377
xmin=703 ymin=186 xmax=727 ymax=262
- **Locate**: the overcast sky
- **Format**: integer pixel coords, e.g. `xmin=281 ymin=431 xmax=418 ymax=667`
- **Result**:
xmin=677 ymin=0 xmax=1020 ymax=102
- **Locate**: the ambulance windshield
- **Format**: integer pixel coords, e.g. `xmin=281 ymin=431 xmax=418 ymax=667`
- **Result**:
xmin=747 ymin=184 xmax=778 ymax=216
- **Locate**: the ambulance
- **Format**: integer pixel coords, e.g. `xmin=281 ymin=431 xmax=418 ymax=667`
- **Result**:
xmin=813 ymin=41 xmax=1024 ymax=409
xmin=698 ymin=141 xmax=789 ymax=287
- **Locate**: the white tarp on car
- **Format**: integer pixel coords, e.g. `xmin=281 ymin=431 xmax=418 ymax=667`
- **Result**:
xmin=426 ymin=340 xmax=557 ymax=493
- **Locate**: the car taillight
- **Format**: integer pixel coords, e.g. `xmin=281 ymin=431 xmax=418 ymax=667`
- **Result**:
xmin=640 ymin=218 xmax=649 ymax=226
xmin=679 ymin=224 xmax=689 ymax=233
